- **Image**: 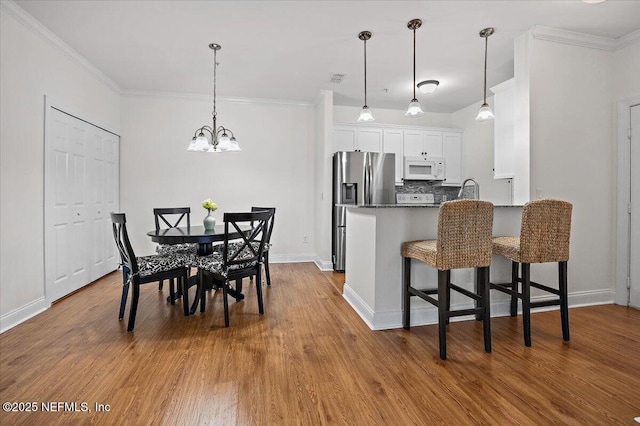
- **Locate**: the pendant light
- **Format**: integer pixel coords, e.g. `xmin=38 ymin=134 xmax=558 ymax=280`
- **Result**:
xmin=475 ymin=28 xmax=495 ymax=122
xmin=357 ymin=31 xmax=374 ymax=122
xmin=188 ymin=43 xmax=240 ymax=153
xmin=405 ymin=19 xmax=424 ymax=118
xmin=417 ymin=79 xmax=439 ymax=94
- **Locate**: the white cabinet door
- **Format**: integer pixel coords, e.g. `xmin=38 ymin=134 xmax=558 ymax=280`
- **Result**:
xmin=357 ymin=127 xmax=382 ymax=152
xmin=333 ymin=125 xmax=357 ymax=152
xmin=403 ymin=130 xmax=425 ymax=156
xmin=424 ymin=131 xmax=443 ymax=157
xmin=383 ymin=128 xmax=403 ymax=184
xmin=442 ymin=132 xmax=462 ymax=186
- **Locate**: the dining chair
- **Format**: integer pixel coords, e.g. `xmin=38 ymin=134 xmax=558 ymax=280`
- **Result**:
xmin=153 ymin=207 xmax=196 ymax=292
xmin=491 ymin=199 xmax=573 ymax=346
xmin=251 ymin=206 xmax=276 ymax=286
xmin=192 ymin=210 xmax=272 ymax=327
xmin=111 ymin=212 xmax=189 ymax=332
xmin=401 ymin=200 xmax=494 ymax=360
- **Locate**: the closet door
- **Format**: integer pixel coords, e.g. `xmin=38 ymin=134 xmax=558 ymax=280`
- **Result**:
xmin=45 ymin=106 xmax=119 ymax=303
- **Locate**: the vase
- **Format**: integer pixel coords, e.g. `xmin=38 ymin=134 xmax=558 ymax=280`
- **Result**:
xmin=203 ymin=210 xmax=216 ymax=231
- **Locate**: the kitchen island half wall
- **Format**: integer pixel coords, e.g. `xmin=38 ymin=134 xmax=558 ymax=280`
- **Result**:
xmin=343 ymin=204 xmax=524 ymax=330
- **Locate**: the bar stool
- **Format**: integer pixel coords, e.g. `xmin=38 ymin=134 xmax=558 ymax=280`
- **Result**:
xmin=491 ymin=199 xmax=572 ymax=347
xmin=402 ymin=200 xmax=494 ymax=360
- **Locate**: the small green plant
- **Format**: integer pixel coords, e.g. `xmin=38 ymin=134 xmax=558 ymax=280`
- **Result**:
xmin=202 ymin=199 xmax=218 ymax=212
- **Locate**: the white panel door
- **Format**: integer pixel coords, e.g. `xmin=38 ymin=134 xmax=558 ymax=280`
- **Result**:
xmin=45 ymin=106 xmax=119 ymax=303
xmin=630 ymin=105 xmax=640 ymax=308
xmin=45 ymin=108 xmax=90 ymax=301
xmin=356 ymin=128 xmax=382 ymax=152
xmin=383 ymin=129 xmax=403 ymax=184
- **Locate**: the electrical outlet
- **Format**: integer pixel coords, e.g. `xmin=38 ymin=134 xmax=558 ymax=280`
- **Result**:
xmin=303 ymin=236 xmax=308 ymax=244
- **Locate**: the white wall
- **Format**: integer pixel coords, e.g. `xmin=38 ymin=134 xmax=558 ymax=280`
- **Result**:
xmin=451 ymin=96 xmax=512 ymax=205
xmin=612 ymin=41 xmax=640 ymax=101
xmin=0 ymin=6 xmax=121 ymax=329
xmin=527 ymin=35 xmax=616 ymax=297
xmin=333 ymin=105 xmax=452 ymax=128
xmin=120 ymin=94 xmax=316 ymax=260
xmin=313 ymin=91 xmax=333 ymax=269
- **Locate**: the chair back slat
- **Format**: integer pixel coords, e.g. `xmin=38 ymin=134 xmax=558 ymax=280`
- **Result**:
xmin=520 ymin=199 xmax=572 ymax=263
xmin=222 ymin=211 xmax=273 ymax=269
xmin=153 ymin=207 xmax=191 ymax=230
xmin=110 ymin=212 xmax=139 ymax=275
xmin=251 ymin=207 xmax=276 ymax=244
xmin=436 ymin=200 xmax=494 ymax=270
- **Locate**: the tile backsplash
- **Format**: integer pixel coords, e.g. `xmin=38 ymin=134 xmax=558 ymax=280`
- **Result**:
xmin=396 ymin=180 xmax=461 ymax=204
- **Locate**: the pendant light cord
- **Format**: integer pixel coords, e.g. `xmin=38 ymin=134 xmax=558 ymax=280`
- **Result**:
xmin=212 ymin=48 xmax=217 ymax=120
xmin=483 ymin=35 xmax=488 ymax=104
xmin=364 ymin=37 xmax=368 ymax=106
xmin=413 ymin=27 xmax=417 ymax=100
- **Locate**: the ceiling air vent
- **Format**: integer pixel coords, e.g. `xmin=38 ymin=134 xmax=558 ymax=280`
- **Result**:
xmin=329 ymin=73 xmax=346 ymax=84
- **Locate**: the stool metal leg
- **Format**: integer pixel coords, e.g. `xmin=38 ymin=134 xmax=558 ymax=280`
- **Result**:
xmin=522 ymin=263 xmax=531 ymax=347
xmin=402 ymin=257 xmax=411 ymax=330
xmin=446 ymin=269 xmax=451 ymax=325
xmin=438 ymin=270 xmax=448 ymax=360
xmin=559 ymin=261 xmax=570 ymax=341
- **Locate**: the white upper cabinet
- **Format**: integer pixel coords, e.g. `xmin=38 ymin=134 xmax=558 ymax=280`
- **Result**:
xmin=491 ymin=78 xmax=515 ymax=179
xmin=403 ymin=130 xmax=443 ymax=158
xmin=442 ymin=132 xmax=463 ymax=186
xmin=382 ymin=128 xmax=404 ymax=184
xmin=333 ymin=124 xmax=382 ymax=152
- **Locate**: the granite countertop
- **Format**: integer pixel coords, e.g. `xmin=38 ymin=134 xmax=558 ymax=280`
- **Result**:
xmin=341 ymin=203 xmax=524 ymax=208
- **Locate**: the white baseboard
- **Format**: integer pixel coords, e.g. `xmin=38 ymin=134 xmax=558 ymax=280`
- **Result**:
xmin=313 ymin=256 xmax=333 ymax=271
xmin=269 ymin=253 xmax=316 ymax=264
xmin=343 ymin=285 xmax=616 ymax=331
xmin=0 ymin=297 xmax=48 ymax=334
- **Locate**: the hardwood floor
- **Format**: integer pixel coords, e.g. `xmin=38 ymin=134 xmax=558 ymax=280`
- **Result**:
xmin=1 ymin=263 xmax=639 ymax=425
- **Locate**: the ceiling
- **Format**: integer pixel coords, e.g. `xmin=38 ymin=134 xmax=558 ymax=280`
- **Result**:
xmin=14 ymin=0 xmax=640 ymax=113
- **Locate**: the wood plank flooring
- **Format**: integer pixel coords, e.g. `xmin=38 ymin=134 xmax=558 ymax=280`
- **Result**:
xmin=1 ymin=262 xmax=639 ymax=425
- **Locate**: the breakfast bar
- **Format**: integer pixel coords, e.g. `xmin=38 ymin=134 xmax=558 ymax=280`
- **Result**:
xmin=342 ymin=204 xmax=524 ymax=330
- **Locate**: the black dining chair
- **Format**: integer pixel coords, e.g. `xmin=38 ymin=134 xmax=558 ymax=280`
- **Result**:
xmin=153 ymin=207 xmax=196 ymax=292
xmin=251 ymin=206 xmax=276 ymax=286
xmin=192 ymin=210 xmax=272 ymax=327
xmin=111 ymin=212 xmax=189 ymax=332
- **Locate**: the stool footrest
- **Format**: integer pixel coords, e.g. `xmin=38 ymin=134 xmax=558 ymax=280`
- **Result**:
xmin=408 ymin=287 xmax=438 ymax=307
xmin=448 ymin=307 xmax=485 ymax=318
xmin=449 ymin=283 xmax=481 ymax=301
xmin=530 ymin=298 xmax=561 ymax=309
xmin=490 ymin=282 xmax=520 ymax=298
xmin=530 ymin=281 xmax=560 ymax=295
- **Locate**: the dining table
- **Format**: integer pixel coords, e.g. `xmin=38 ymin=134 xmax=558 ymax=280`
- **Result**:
xmin=147 ymin=224 xmax=251 ymax=314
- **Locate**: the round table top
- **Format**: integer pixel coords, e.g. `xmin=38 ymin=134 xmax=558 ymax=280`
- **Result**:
xmin=147 ymin=224 xmax=250 ymax=245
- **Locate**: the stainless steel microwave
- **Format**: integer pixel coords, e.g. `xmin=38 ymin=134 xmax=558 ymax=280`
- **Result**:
xmin=403 ymin=156 xmax=445 ymax=180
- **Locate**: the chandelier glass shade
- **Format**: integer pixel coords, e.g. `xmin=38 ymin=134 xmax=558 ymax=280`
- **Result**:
xmin=357 ymin=31 xmax=375 ymax=122
xmin=405 ymin=19 xmax=424 ymax=118
xmin=475 ymin=28 xmax=495 ymax=122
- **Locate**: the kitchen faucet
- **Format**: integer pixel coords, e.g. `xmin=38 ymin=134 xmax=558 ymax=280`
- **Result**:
xmin=458 ymin=178 xmax=480 ymax=200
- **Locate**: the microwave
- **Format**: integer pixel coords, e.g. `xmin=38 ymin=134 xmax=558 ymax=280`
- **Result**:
xmin=404 ymin=156 xmax=445 ymax=180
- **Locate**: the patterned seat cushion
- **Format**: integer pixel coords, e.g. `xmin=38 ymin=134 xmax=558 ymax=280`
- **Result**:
xmin=191 ymin=248 xmax=259 ymax=277
xmin=155 ymin=243 xmax=198 ymax=256
xmin=136 ymin=254 xmax=188 ymax=277
xmin=213 ymin=240 xmax=269 ymax=254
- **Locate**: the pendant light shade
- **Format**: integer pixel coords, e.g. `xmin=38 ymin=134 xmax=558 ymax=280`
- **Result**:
xmin=475 ymin=27 xmax=495 ymax=122
xmin=357 ymin=31 xmax=375 ymax=123
xmin=405 ymin=19 xmax=424 ymax=118
xmin=417 ymin=80 xmax=439 ymax=94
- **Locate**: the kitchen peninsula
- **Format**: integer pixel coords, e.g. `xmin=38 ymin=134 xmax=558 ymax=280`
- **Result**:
xmin=342 ymin=203 xmax=524 ymax=330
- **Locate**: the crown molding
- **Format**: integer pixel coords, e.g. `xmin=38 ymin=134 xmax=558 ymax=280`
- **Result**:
xmin=531 ymin=25 xmax=640 ymax=51
xmin=121 ymin=90 xmax=314 ymax=107
xmin=1 ymin=0 xmax=121 ymax=93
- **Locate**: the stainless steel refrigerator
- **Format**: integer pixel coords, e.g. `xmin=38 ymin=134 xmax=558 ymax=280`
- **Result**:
xmin=332 ymin=151 xmax=395 ymax=271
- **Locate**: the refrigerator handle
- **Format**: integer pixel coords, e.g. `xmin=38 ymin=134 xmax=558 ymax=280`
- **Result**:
xmin=364 ymin=153 xmax=371 ymax=205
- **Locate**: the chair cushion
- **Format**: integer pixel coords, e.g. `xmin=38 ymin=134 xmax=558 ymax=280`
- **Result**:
xmin=136 ymin=254 xmax=187 ymax=277
xmin=155 ymin=243 xmax=198 ymax=256
xmin=492 ymin=236 xmax=521 ymax=262
xmin=191 ymin=251 xmax=258 ymax=277
xmin=401 ymin=240 xmax=438 ymax=268
xmin=213 ymin=240 xmax=268 ymax=253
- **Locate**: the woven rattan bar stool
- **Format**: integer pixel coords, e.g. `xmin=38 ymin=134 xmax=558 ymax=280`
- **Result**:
xmin=402 ymin=200 xmax=494 ymax=360
xmin=491 ymin=199 xmax=573 ymax=347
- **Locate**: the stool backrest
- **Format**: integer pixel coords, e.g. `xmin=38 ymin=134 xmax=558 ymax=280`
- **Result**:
xmin=520 ymin=199 xmax=572 ymax=263
xmin=436 ymin=200 xmax=494 ymax=270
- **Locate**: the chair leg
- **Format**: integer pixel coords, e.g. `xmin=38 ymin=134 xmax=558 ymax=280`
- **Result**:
xmin=256 ymin=266 xmax=264 ymax=315
xmin=158 ymin=280 xmax=163 ymax=291
xmin=118 ymin=267 xmax=130 ymax=320
xmin=521 ymin=263 xmax=531 ymax=347
xmin=264 ymin=252 xmax=271 ymax=286
xmin=127 ymin=281 xmax=140 ymax=332
xmin=182 ymin=273 xmax=191 ymax=316
xmin=438 ymin=269 xmax=448 ymax=360
xmin=510 ymin=261 xmax=519 ymax=317
xmin=559 ymin=261 xmax=570 ymax=341
xmin=446 ymin=270 xmax=451 ymax=325
xmin=168 ymin=278 xmax=175 ymax=306
xmin=199 ymin=269 xmax=206 ymax=314
xmin=402 ymin=257 xmax=411 ymax=330
xmin=223 ymin=281 xmax=230 ymax=327
xmin=481 ymin=266 xmax=492 ymax=353
xmin=235 ymin=279 xmax=243 ymax=302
